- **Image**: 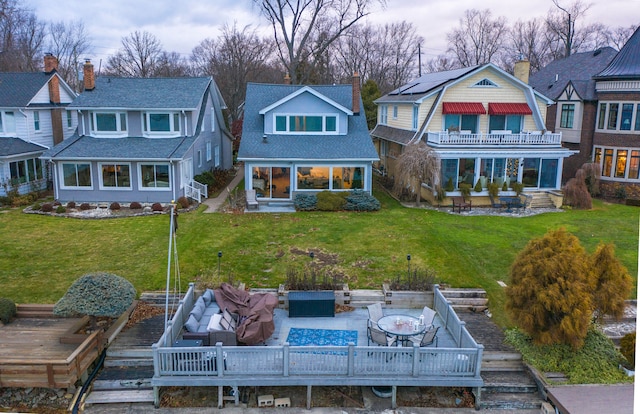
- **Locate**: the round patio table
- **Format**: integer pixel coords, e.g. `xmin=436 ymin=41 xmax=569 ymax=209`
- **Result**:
xmin=377 ymin=314 xmax=426 ymax=346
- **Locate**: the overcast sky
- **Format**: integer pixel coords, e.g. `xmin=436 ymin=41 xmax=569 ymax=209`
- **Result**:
xmin=25 ymin=0 xmax=639 ymax=66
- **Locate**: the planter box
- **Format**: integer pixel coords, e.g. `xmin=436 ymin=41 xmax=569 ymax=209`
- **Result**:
xmin=382 ymin=283 xmax=434 ymax=308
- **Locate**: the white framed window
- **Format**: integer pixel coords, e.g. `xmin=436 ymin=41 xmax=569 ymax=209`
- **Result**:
xmin=90 ymin=111 xmax=127 ymax=137
xmin=66 ymin=110 xmax=73 ymax=128
xmin=392 ymin=106 xmax=398 ymax=119
xmin=61 ymin=162 xmax=92 ymax=189
xmin=143 ymin=112 xmax=180 ymax=137
xmin=206 ymin=142 xmax=212 ymax=161
xmin=211 ymin=108 xmax=216 ymax=132
xmin=33 ymin=111 xmax=40 ymax=131
xmin=596 ymin=101 xmax=640 ymax=132
xmin=412 ymin=105 xmax=419 ymax=130
xmin=139 ymin=163 xmax=171 ymax=190
xmin=560 ymin=104 xmax=575 ymax=128
xmin=99 ymin=163 xmax=131 ymax=190
xmin=0 ymin=111 xmax=16 ymax=135
xmin=380 ymin=105 xmax=388 ymax=125
xmin=594 ymin=145 xmax=640 ymax=181
xmin=214 ymin=145 xmax=220 ymax=167
xmin=9 ymin=158 xmax=43 ymax=184
xmin=197 ymin=150 xmax=202 ymax=167
xmin=273 ymin=114 xmax=338 ymax=134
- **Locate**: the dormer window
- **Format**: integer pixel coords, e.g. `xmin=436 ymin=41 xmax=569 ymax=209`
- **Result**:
xmin=143 ymin=112 xmax=181 ymax=137
xmin=274 ymin=114 xmax=338 ymax=134
xmin=90 ymin=112 xmax=127 ymax=137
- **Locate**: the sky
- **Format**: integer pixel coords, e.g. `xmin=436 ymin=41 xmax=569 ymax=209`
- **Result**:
xmin=25 ymin=0 xmax=639 ymax=67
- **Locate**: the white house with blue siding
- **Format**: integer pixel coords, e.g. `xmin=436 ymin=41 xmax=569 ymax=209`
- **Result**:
xmin=42 ymin=60 xmax=234 ymax=204
xmin=237 ymin=75 xmax=379 ymax=200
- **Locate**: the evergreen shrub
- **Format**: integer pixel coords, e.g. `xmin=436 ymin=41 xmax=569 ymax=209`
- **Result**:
xmin=293 ymin=193 xmax=317 ymax=211
xmin=316 ymin=191 xmax=347 ymax=211
xmin=0 ymin=297 xmax=16 ymax=324
xmin=345 ymin=190 xmax=380 ymax=211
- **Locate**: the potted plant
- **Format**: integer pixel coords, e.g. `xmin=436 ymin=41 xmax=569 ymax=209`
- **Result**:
xmin=487 ymin=182 xmax=500 ymax=198
xmin=511 ymin=182 xmax=524 ymax=195
xmin=459 ymin=183 xmax=472 ymax=199
xmin=474 ymin=179 xmax=482 ymax=192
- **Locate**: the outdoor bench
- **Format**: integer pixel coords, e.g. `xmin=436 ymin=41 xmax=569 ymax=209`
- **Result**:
xmin=451 ymin=196 xmax=471 ymax=213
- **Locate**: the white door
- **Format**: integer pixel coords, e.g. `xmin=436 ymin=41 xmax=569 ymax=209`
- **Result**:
xmin=181 ymin=159 xmax=193 ymax=188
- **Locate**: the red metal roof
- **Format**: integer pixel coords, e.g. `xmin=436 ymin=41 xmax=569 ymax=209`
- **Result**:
xmin=488 ymin=102 xmax=532 ymax=115
xmin=442 ymin=102 xmax=486 ymax=115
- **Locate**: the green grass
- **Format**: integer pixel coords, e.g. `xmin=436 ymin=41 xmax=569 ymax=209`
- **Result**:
xmin=0 ymin=188 xmax=637 ymax=328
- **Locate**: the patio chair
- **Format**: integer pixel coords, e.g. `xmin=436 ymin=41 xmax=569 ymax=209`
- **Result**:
xmin=245 ymin=189 xmax=259 ymax=210
xmin=367 ymin=325 xmax=397 ymax=347
xmin=421 ymin=306 xmax=436 ymax=328
xmin=367 ymin=302 xmax=384 ymax=327
xmin=408 ymin=325 xmax=439 ymax=348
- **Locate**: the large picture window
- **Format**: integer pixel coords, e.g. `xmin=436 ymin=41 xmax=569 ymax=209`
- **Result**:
xmin=274 ymin=114 xmax=338 ymax=133
xmin=90 ymin=112 xmax=127 ymax=136
xmin=597 ymin=102 xmax=640 ymax=132
xmin=489 ymin=115 xmax=522 ymax=133
xmin=100 ymin=163 xmax=131 ymax=189
xmin=143 ymin=112 xmax=180 ymax=135
xmin=62 ymin=163 xmax=92 ymax=188
xmin=140 ymin=164 xmax=170 ymax=188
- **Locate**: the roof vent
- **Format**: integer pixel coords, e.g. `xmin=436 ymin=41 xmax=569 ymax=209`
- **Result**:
xmin=593 ymin=48 xmax=602 ymax=56
xmin=262 ymin=135 xmax=267 ymax=143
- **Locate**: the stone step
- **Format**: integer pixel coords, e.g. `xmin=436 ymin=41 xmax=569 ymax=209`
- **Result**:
xmin=444 ymin=297 xmax=489 ymax=306
xmin=439 ymin=289 xmax=487 ymax=298
xmin=478 ymin=391 xmax=543 ymax=410
xmin=482 ymin=352 xmax=524 ymax=372
xmin=85 ymin=389 xmax=155 ymax=405
xmin=92 ymin=378 xmax=152 ymax=390
xmin=482 ymin=371 xmax=538 ymax=394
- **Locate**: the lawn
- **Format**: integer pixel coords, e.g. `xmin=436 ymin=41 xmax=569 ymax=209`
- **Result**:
xmin=0 ymin=187 xmax=637 ymax=328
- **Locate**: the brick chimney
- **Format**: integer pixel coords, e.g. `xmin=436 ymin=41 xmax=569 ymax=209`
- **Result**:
xmin=44 ymin=53 xmax=58 ymax=74
xmin=83 ymin=59 xmax=95 ymax=91
xmin=514 ymin=59 xmax=531 ymax=84
xmin=352 ymin=72 xmax=361 ymax=115
xmin=284 ymin=73 xmax=291 ymax=85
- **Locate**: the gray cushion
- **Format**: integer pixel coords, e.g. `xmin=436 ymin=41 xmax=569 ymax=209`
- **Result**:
xmin=190 ymin=299 xmax=205 ymax=321
xmin=184 ymin=314 xmax=199 ymax=333
xmin=203 ymin=304 xmax=220 ymax=316
xmin=202 ymin=289 xmax=214 ymax=306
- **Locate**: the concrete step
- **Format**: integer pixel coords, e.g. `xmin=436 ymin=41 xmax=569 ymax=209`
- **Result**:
xmin=92 ymin=378 xmax=152 ymax=390
xmin=85 ymin=389 xmax=155 ymax=405
xmin=103 ymin=358 xmax=154 ymax=368
xmin=481 ymin=371 xmax=538 ymax=394
xmin=482 ymin=352 xmax=524 ymax=372
xmin=478 ymin=391 xmax=543 ymax=410
xmin=106 ymin=348 xmax=154 ymax=358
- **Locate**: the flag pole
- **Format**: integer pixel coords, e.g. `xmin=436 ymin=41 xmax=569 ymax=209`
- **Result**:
xmin=164 ymin=201 xmax=176 ymax=333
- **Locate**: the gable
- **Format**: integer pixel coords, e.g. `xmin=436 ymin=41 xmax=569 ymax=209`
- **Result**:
xmin=259 ymin=87 xmax=353 ymax=115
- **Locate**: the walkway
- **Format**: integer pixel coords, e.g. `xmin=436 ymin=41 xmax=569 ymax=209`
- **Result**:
xmin=202 ymin=167 xmax=245 ymax=213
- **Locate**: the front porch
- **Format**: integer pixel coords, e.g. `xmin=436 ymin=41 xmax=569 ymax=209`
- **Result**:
xmin=152 ymin=285 xmax=484 ymax=409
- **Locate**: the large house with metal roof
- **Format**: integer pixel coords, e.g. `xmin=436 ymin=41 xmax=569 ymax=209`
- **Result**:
xmin=0 ymin=54 xmax=77 ymax=197
xmin=529 ymin=47 xmax=618 ymax=181
xmin=237 ymin=75 xmax=378 ymax=201
xmin=372 ymin=63 xmax=574 ymax=204
xmin=42 ymin=60 xmax=234 ymax=204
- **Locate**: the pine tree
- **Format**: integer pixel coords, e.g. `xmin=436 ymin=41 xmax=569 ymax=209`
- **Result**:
xmin=589 ymin=243 xmax=632 ymax=321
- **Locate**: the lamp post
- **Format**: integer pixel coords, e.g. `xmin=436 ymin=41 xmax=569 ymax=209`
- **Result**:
xmin=407 ymin=254 xmax=411 ymax=278
xmin=217 ymin=251 xmax=222 ymax=278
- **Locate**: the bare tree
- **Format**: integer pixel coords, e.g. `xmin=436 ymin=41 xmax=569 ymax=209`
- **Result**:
xmin=191 ymin=23 xmax=277 ymax=124
xmin=155 ymin=51 xmax=190 ymax=77
xmin=392 ymin=141 xmax=440 ymax=206
xmin=545 ymin=0 xmax=600 ymax=58
xmin=15 ymin=12 xmax=45 ymax=72
xmin=0 ymin=0 xmax=44 ymax=71
xmin=446 ymin=9 xmax=508 ymax=67
xmin=254 ymin=0 xmax=385 ymax=84
xmin=47 ymin=20 xmax=92 ymax=91
xmin=506 ymin=18 xmax=551 ymax=74
xmin=105 ymin=30 xmax=163 ymax=77
xmin=424 ymin=54 xmax=460 ymax=73
xmin=605 ymin=25 xmax=638 ymax=50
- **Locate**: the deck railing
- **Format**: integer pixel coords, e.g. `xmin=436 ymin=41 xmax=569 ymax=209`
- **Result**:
xmin=425 ymin=131 xmax=562 ymax=146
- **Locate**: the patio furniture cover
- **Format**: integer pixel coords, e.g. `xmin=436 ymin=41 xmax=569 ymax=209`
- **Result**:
xmin=214 ymin=283 xmax=278 ymax=345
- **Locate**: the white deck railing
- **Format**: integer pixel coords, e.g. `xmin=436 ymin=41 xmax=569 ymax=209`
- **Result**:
xmin=426 ymin=131 xmax=562 ymax=146
xmin=183 ymin=180 xmax=208 ymax=203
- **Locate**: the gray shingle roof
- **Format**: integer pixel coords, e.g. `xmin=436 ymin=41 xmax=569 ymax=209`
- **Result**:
xmin=529 ymin=48 xmax=617 ymax=100
xmin=69 ymin=77 xmax=211 ymax=109
xmin=0 ymin=72 xmax=54 ymax=107
xmin=41 ymin=133 xmax=196 ymax=160
xmin=595 ymin=27 xmax=640 ymax=80
xmin=0 ymin=137 xmax=47 ymax=157
xmin=370 ymin=125 xmax=414 ymax=145
xmin=238 ymin=83 xmax=378 ymax=161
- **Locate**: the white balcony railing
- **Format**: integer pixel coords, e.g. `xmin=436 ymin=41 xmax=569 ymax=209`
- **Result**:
xmin=426 ymin=131 xmax=562 ymax=146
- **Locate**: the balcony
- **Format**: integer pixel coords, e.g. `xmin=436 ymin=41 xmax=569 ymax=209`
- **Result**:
xmin=426 ymin=130 xmax=562 ymax=147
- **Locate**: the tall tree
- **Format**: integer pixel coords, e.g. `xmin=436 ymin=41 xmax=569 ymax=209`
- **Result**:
xmin=589 ymin=243 xmax=632 ymax=321
xmin=506 ymin=18 xmax=550 ymax=74
xmin=105 ymin=30 xmax=163 ymax=77
xmin=190 ymin=23 xmax=277 ymax=124
xmin=155 ymin=51 xmax=190 ymax=77
xmin=0 ymin=0 xmax=44 ymax=71
xmin=545 ymin=0 xmax=598 ymax=58
xmin=446 ymin=9 xmax=508 ymax=66
xmin=254 ymin=0 xmax=384 ymax=84
xmin=47 ymin=20 xmax=92 ymax=91
xmin=15 ymin=12 xmax=45 ymax=72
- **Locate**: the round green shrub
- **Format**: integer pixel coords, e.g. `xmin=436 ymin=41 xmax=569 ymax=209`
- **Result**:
xmin=80 ymin=203 xmax=91 ymax=210
xmin=293 ymin=193 xmax=317 ymax=211
xmin=0 ymin=297 xmax=16 ymax=324
xmin=67 ymin=201 xmax=76 ymax=209
xmin=151 ymin=202 xmax=164 ymax=212
xmin=32 ymin=202 xmax=42 ymax=210
xmin=110 ymin=202 xmax=121 ymax=210
xmin=345 ymin=190 xmax=381 ymax=211
xmin=620 ymin=332 xmax=635 ymax=369
xmin=41 ymin=203 xmax=54 ymax=212
xmin=316 ymin=191 xmax=347 ymax=211
xmin=54 ymin=272 xmax=136 ymax=318
xmin=129 ymin=202 xmax=142 ymax=210
xmin=56 ymin=205 xmax=66 ymax=214
xmin=177 ymin=196 xmax=190 ymax=209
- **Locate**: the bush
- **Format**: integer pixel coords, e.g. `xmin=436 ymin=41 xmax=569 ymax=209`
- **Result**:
xmin=194 ymin=171 xmax=216 ymax=188
xmin=151 ymin=202 xmax=164 ymax=212
xmin=67 ymin=201 xmax=76 ymax=209
xmin=129 ymin=201 xmax=142 ymax=210
xmin=177 ymin=196 xmax=190 ymax=209
xmin=511 ymin=181 xmax=524 ymax=195
xmin=32 ymin=202 xmax=42 ymax=210
xmin=390 ymin=267 xmax=437 ymax=291
xmin=56 ymin=205 xmax=66 ymax=214
xmin=487 ymin=182 xmax=500 ymax=197
xmin=293 ymin=193 xmax=317 ymax=211
xmin=444 ymin=177 xmax=454 ymax=192
xmin=41 ymin=203 xmax=53 ymax=212
xmin=344 ymin=190 xmax=381 ymax=211
xmin=615 ymin=185 xmax=627 ymax=200
xmin=316 ymin=191 xmax=347 ymax=211
xmin=0 ymin=297 xmax=17 ymax=324
xmin=80 ymin=203 xmax=91 ymax=210
xmin=502 ymin=181 xmax=508 ymax=191
xmin=458 ymin=183 xmax=471 ymax=198
xmin=109 ymin=202 xmax=121 ymax=210
xmin=620 ymin=332 xmax=635 ymax=369
xmin=474 ymin=179 xmax=482 ymax=192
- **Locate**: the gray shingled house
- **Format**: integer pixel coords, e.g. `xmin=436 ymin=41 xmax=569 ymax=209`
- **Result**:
xmin=0 ymin=54 xmax=78 ymax=197
xmin=42 ymin=60 xmax=234 ymax=204
xmin=237 ymin=75 xmax=378 ymax=201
